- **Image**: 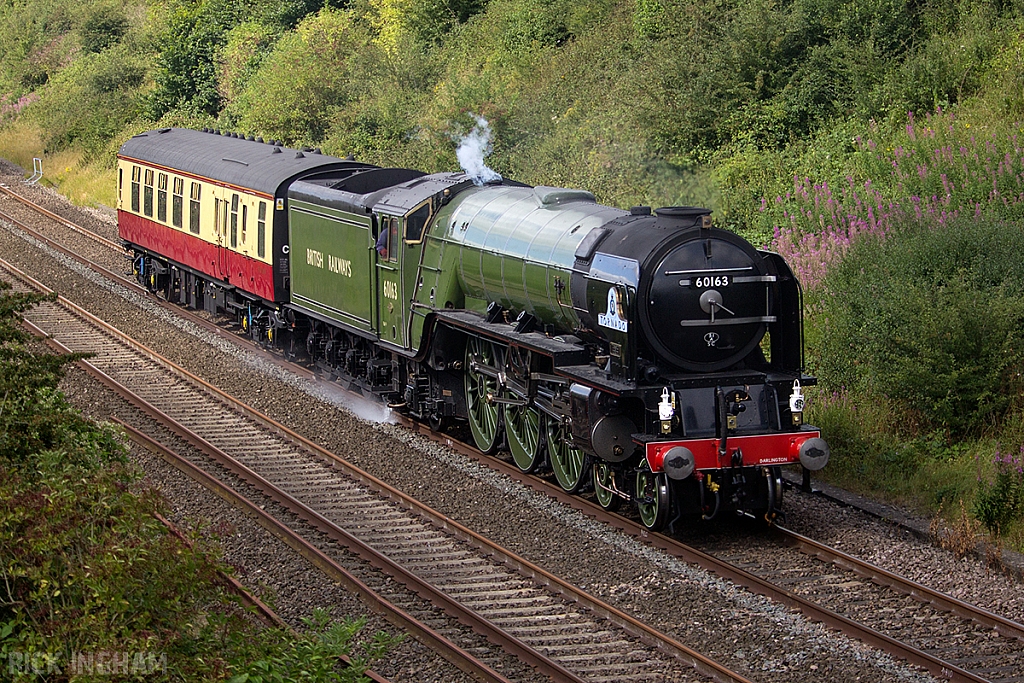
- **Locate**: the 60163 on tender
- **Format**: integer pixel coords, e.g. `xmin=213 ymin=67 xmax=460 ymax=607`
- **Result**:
xmin=117 ymin=127 xmax=829 ymax=532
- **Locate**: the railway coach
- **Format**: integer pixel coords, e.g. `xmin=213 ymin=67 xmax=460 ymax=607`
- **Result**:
xmin=118 ymin=127 xmax=829 ymax=532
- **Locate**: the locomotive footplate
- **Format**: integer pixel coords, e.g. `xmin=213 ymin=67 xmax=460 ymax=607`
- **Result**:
xmin=434 ymin=310 xmax=590 ymax=366
xmin=553 ymin=364 xmax=637 ymax=395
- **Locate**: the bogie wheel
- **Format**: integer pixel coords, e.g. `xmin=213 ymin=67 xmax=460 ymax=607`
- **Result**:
xmin=505 ymin=402 xmax=544 ymax=472
xmin=635 ymin=469 xmax=671 ymax=532
xmin=593 ymin=462 xmax=622 ymax=511
xmin=428 ymin=413 xmax=449 ymax=433
xmin=465 ymin=336 xmax=503 ymax=454
xmin=547 ymin=417 xmax=589 ymax=493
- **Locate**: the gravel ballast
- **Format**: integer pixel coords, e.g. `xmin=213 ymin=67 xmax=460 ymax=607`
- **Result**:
xmin=6 ymin=164 xmax=1014 ymax=681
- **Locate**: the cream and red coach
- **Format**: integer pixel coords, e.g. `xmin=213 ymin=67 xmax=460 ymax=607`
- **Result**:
xmin=117 ymin=127 xmax=371 ymax=314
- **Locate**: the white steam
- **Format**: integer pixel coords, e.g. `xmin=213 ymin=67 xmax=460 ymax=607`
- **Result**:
xmin=456 ymin=115 xmax=502 ymax=186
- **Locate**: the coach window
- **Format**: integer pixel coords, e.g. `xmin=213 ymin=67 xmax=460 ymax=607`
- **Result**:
xmin=143 ymin=169 xmax=154 ymax=217
xmin=172 ymin=178 xmax=184 ymax=228
xmin=157 ymin=173 xmax=168 ymax=223
xmin=189 ymin=182 xmax=201 ymax=234
xmin=257 ymin=202 xmax=266 ymax=258
xmin=241 ymin=204 xmax=248 ymax=244
xmin=131 ymin=166 xmax=141 ymax=213
xmin=404 ymin=202 xmax=431 ymax=243
xmin=230 ymin=194 xmax=239 ymax=248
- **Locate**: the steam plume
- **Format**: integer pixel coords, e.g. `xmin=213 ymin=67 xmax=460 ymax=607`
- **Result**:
xmin=456 ymin=116 xmax=502 ymax=186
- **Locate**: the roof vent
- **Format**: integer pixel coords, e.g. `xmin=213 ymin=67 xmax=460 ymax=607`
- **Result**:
xmin=295 ymin=151 xmax=305 ymax=158
xmin=272 ymin=147 xmax=282 ymax=154
xmin=256 ymin=137 xmax=264 ymax=143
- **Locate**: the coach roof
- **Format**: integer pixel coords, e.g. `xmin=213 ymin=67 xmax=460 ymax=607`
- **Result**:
xmin=118 ymin=128 xmax=362 ymax=196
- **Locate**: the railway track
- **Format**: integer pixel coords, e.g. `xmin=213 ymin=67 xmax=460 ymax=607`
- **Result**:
xmin=0 ymin=254 xmax=751 ymax=683
xmin=414 ymin=419 xmax=1024 ymax=683
xmin=5 ymin=177 xmax=1024 ymax=681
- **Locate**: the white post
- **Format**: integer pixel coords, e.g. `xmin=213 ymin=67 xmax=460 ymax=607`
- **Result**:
xmin=27 ymin=158 xmax=42 ymax=184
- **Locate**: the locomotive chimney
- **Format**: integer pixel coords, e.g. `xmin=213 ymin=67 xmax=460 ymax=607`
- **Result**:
xmin=653 ymin=206 xmax=712 ymax=230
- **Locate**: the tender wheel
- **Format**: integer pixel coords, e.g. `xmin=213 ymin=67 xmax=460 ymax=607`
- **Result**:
xmin=465 ymin=336 xmax=503 ymax=454
xmin=593 ymin=462 xmax=621 ymax=511
xmin=505 ymin=401 xmax=544 ymax=472
xmin=635 ymin=469 xmax=671 ymax=532
xmin=547 ymin=417 xmax=588 ymax=493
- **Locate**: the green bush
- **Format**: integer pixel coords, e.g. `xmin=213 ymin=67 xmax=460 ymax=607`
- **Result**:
xmin=217 ymin=21 xmax=279 ymax=103
xmin=0 ymin=281 xmax=396 ymax=680
xmin=974 ymin=445 xmax=1024 ymax=533
xmin=27 ymin=45 xmax=147 ymax=154
xmin=818 ymin=214 xmax=1024 ymax=439
xmin=229 ymin=9 xmax=368 ymax=146
xmin=149 ymin=0 xmax=248 ymax=119
xmin=76 ymin=3 xmax=129 ymax=54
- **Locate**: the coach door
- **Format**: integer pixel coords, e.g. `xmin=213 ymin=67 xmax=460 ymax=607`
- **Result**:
xmin=375 ymin=214 xmax=406 ymax=347
xmin=213 ymin=196 xmax=229 ymax=279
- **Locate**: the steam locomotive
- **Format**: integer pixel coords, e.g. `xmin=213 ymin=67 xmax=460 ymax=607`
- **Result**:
xmin=117 ymin=127 xmax=828 ymax=531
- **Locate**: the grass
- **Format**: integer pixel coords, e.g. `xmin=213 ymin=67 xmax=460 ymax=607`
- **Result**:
xmin=0 ymin=120 xmax=44 ymax=173
xmin=0 ymin=121 xmax=117 ymax=208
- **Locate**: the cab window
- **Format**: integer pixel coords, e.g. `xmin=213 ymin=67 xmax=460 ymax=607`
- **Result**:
xmin=405 ymin=202 xmax=431 ymax=243
xmin=388 ymin=218 xmax=399 ymax=262
xmin=375 ymin=220 xmax=390 ymax=260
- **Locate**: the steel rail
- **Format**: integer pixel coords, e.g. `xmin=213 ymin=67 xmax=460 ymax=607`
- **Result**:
xmin=0 ymin=182 xmax=125 ymax=251
xmin=772 ymin=525 xmax=1024 ymax=642
xmin=4 ymin=262 xmax=551 ymax=683
xmin=400 ymin=418 xmax=997 ymax=683
xmin=3 ymin=177 xmax=985 ymax=682
xmin=1 ymin=255 xmax=757 ymax=683
xmin=122 ymin=425 xmax=462 ymax=683
xmin=152 ymin=511 xmax=291 ymax=631
xmin=4 ymin=259 xmax=510 ymax=683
